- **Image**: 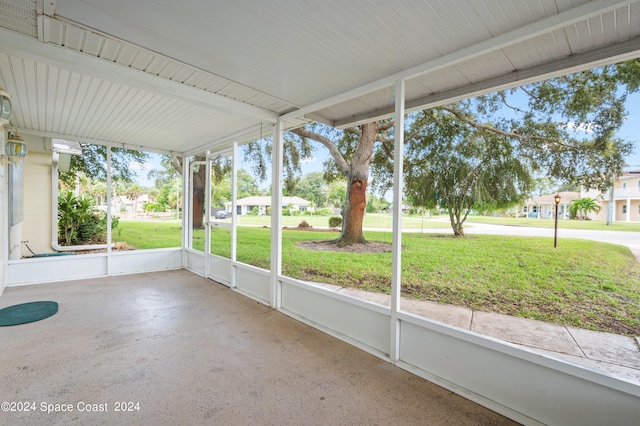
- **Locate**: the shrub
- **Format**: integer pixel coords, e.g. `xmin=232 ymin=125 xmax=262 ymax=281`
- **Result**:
xmin=313 ymin=208 xmax=333 ymax=216
xmin=298 ymin=221 xmax=311 ymax=228
xmin=144 ymin=202 xmax=165 ymax=212
xmin=58 ymin=192 xmax=119 ymax=246
xmin=328 ymin=216 xmax=342 ymax=228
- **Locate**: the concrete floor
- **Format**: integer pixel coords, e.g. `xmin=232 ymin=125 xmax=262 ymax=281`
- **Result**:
xmin=0 ymin=270 xmax=516 ymax=425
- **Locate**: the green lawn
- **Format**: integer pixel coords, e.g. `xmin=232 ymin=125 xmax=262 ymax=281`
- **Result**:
xmin=112 ymin=220 xmax=183 ymax=249
xmin=230 ymin=213 xmax=640 ymax=232
xmin=116 ymin=220 xmax=640 ymax=335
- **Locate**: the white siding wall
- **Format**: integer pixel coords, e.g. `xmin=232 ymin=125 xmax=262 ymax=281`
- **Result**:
xmin=22 ymin=151 xmax=53 ymax=256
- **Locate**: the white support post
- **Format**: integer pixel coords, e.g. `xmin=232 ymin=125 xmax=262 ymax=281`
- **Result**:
xmin=0 ymin=130 xmax=5 ymax=292
xmin=188 ymin=162 xmax=193 ymax=249
xmin=390 ymin=79 xmax=405 ymax=362
xmin=626 ymin=197 xmax=631 ymax=222
xmin=106 ymin=147 xmax=112 ymax=274
xmin=181 ymin=156 xmax=189 ymax=262
xmin=231 ymin=142 xmax=239 ymax=287
xmin=270 ymin=121 xmax=284 ymax=308
xmin=204 ymin=152 xmax=211 ymax=279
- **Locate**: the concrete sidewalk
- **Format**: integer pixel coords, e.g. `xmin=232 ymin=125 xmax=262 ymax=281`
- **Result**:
xmin=315 ymin=283 xmax=640 ymax=386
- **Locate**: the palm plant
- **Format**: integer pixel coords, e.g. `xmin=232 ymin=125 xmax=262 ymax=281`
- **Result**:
xmin=569 ymin=197 xmax=600 ymax=220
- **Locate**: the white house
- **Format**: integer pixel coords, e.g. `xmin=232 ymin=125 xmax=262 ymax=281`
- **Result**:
xmin=522 ymin=191 xmax=580 ymax=219
xmin=224 ymin=196 xmax=311 ymax=216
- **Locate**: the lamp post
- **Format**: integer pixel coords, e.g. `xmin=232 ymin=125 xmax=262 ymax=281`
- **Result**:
xmin=554 ymin=194 xmax=561 ymax=248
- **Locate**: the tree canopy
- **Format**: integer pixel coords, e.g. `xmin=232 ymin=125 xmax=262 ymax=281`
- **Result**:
xmin=392 ymin=61 xmax=637 ymax=234
xmin=59 ymin=143 xmax=150 ymax=187
xmin=401 ymin=110 xmax=533 ymax=236
xmin=273 ymin=60 xmax=638 ymax=240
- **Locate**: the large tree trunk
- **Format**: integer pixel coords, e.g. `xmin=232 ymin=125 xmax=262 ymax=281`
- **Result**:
xmin=336 ymin=122 xmax=377 ymax=247
xmin=338 ymin=175 xmax=368 ymax=246
xmin=289 ymin=121 xmax=382 ymax=247
xmin=168 ymin=155 xmax=204 ymax=228
xmin=192 ymin=163 xmax=207 ymax=229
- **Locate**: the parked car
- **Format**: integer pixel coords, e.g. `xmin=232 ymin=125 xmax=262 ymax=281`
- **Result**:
xmin=215 ymin=210 xmax=232 ymax=219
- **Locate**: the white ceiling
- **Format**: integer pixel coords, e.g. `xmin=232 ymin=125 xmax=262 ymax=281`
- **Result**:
xmin=1 ymin=0 xmax=639 ymax=155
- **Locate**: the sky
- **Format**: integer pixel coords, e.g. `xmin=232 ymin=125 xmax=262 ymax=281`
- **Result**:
xmin=287 ymin=89 xmax=640 ymax=165
xmin=291 ymin=91 xmax=640 ymax=179
xmin=618 ymin=92 xmax=640 ymax=168
xmin=132 ymin=90 xmax=640 ymax=188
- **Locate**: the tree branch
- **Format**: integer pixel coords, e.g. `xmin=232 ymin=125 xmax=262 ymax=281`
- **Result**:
xmin=290 ymin=127 xmax=350 ymax=175
xmin=498 ymin=91 xmax=525 ymax=114
xmin=380 ymin=140 xmax=394 ymax=160
xmin=376 ymin=120 xmax=394 ymax=132
xmin=438 ymin=105 xmax=574 ymax=149
xmin=172 ymin=156 xmax=183 ymax=176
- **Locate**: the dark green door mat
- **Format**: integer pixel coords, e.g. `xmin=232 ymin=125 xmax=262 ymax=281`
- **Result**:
xmin=0 ymin=301 xmax=58 ymax=326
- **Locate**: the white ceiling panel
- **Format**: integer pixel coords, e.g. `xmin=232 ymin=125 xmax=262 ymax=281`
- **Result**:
xmin=0 ymin=0 xmax=638 ymax=156
xmin=318 ymin=1 xmax=640 ymax=128
xmin=0 ymin=51 xmax=271 ymax=154
xmin=0 ymin=0 xmax=37 ymax=38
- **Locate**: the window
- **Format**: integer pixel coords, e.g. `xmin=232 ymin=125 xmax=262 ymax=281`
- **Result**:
xmin=623 ymin=204 xmax=627 ymax=214
xmin=622 ymin=182 xmax=628 ymax=189
xmin=8 ymin=161 xmax=23 ymax=226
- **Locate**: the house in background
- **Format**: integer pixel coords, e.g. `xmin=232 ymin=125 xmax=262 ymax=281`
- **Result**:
xmin=522 ymin=171 xmax=640 ymax=223
xmin=521 ymin=191 xmax=579 ymax=219
xmin=583 ymin=170 xmax=640 ymax=222
xmin=224 ymin=196 xmax=311 ymax=216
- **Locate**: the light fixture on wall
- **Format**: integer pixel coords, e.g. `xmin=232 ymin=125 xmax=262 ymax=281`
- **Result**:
xmin=52 ymin=138 xmax=82 ymax=173
xmin=1 ymin=131 xmax=28 ymax=165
